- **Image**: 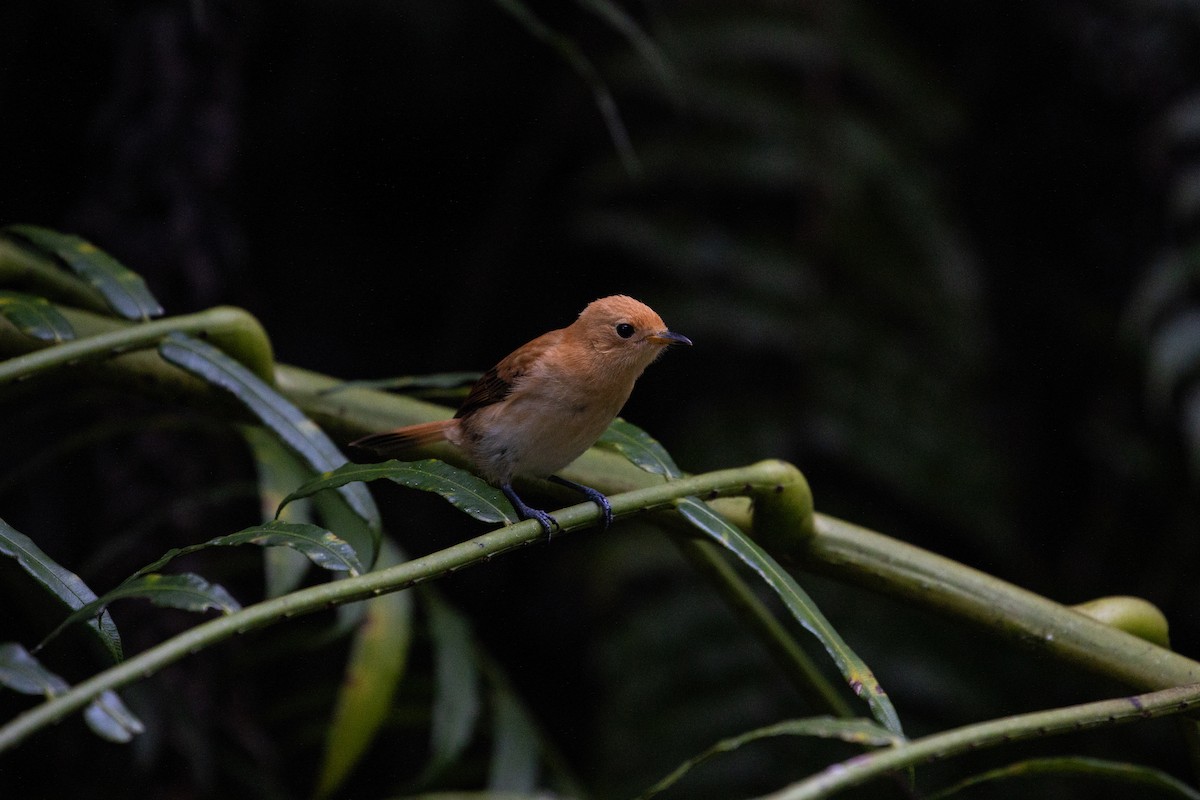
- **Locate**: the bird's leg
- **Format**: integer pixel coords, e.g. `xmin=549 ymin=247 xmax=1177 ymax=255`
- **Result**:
xmin=548 ymin=475 xmax=614 ymax=530
xmin=501 ymin=484 xmax=558 ymax=539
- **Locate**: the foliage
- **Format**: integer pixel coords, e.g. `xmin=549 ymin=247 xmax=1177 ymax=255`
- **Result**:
xmin=0 ymin=227 xmax=1199 ymax=796
xmin=1 ymin=1 xmax=1200 ymax=799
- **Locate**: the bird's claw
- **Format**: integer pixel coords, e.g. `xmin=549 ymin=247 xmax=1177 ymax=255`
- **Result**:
xmin=548 ymin=475 xmax=614 ymax=530
xmin=503 ymin=484 xmax=559 ymax=541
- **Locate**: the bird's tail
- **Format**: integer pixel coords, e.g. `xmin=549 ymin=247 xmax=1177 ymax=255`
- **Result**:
xmin=349 ymin=419 xmax=454 ymax=460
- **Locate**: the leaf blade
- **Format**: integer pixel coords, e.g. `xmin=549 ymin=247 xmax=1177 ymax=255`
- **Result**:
xmin=0 ymin=643 xmax=144 ymax=743
xmin=0 ymin=291 xmax=75 ymax=342
xmin=676 ymin=497 xmax=905 ymax=737
xmin=159 ymin=332 xmax=381 ymax=564
xmin=640 ymin=717 xmax=901 ymax=800
xmin=2 ymin=224 xmax=164 ymax=320
xmin=279 ymin=459 xmax=517 ymax=526
xmin=598 ymin=417 xmax=683 ymax=478
xmin=0 ymin=518 xmax=122 ymax=661
xmin=314 ymin=539 xmax=414 ymax=798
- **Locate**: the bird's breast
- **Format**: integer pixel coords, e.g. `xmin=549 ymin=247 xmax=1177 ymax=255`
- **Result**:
xmin=459 ymin=371 xmax=634 ymax=483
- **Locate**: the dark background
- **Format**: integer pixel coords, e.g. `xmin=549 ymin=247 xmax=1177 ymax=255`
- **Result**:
xmin=1 ymin=1 xmax=1199 ymax=798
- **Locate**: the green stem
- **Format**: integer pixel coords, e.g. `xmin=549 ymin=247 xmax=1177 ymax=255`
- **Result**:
xmin=757 ymin=682 xmax=1200 ymax=800
xmin=799 ymin=514 xmax=1200 ymax=691
xmin=0 ymin=461 xmax=802 ymax=754
xmin=0 ymin=305 xmax=274 ymax=385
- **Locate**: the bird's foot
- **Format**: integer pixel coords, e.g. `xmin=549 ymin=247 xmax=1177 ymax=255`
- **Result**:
xmin=548 ymin=475 xmax=614 ymax=530
xmin=502 ymin=484 xmax=558 ymax=540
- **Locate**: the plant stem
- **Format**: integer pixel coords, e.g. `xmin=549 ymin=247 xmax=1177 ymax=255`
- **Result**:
xmin=0 ymin=461 xmax=803 ymax=753
xmin=0 ymin=305 xmax=274 ymax=385
xmin=799 ymin=514 xmax=1200 ymax=691
xmin=757 ymin=682 xmax=1200 ymax=800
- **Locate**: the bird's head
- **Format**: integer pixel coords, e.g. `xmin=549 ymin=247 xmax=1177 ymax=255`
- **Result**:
xmin=574 ymin=295 xmax=692 ymax=371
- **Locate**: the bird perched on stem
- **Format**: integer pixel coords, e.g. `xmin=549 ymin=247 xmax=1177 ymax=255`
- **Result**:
xmin=351 ymin=295 xmax=691 ymax=536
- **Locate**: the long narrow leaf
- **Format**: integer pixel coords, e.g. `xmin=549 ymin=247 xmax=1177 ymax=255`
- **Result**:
xmin=926 ymin=756 xmax=1200 ymax=800
xmin=82 ymin=689 xmax=146 ymax=743
xmin=314 ymin=539 xmax=414 ymax=799
xmin=0 ymin=291 xmax=75 ymax=342
xmin=40 ymin=573 xmax=240 ymax=650
xmin=488 ymin=683 xmax=541 ymax=792
xmin=490 ymin=0 xmax=639 ymax=174
xmin=574 ymin=0 xmax=681 ymax=98
xmin=598 ymin=417 xmax=683 ymax=478
xmin=418 ymin=594 xmax=483 ymax=785
xmin=640 ymin=717 xmax=901 ymax=800
xmin=242 ymin=425 xmax=319 ymax=596
xmin=319 ymin=371 xmax=481 ymax=396
xmin=0 ymin=518 xmax=121 ymax=661
xmin=159 ymin=333 xmax=381 ymax=565
xmin=130 ymin=521 xmax=364 ymax=581
xmin=278 ymin=459 xmax=517 ymax=526
xmin=0 ymin=643 xmax=143 ymax=743
xmin=675 ymin=497 xmax=904 ymax=736
xmin=3 ymin=224 xmax=164 ymax=320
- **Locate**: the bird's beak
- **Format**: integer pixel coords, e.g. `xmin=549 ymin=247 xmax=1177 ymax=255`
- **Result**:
xmin=648 ymin=330 xmax=692 ymax=347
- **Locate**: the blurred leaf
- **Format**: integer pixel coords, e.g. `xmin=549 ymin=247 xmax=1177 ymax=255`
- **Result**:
xmin=82 ymin=689 xmax=146 ymax=743
xmin=0 ymin=517 xmax=122 ymax=662
xmin=315 ymin=539 xmax=414 ymax=799
xmin=490 ymin=0 xmax=638 ymax=174
xmin=675 ymin=497 xmax=904 ymax=737
xmin=159 ymin=332 xmax=381 ymax=566
xmin=926 ymin=756 xmax=1200 ymax=800
xmin=2 ymin=224 xmax=164 ymax=321
xmin=278 ymin=459 xmax=517 ymax=526
xmin=320 ymin=371 xmax=482 ymax=395
xmin=598 ymin=417 xmax=683 ymax=478
xmin=0 ymin=641 xmax=69 ymax=695
xmin=574 ymin=0 xmax=680 ymax=100
xmin=40 ymin=573 xmax=240 ymax=650
xmin=418 ymin=593 xmax=482 ymax=785
xmin=639 ymin=716 xmax=900 ymax=800
xmin=0 ymin=291 xmax=75 ymax=342
xmin=130 ymin=521 xmax=365 ymax=581
xmin=487 ymin=683 xmax=541 ymax=793
xmin=1147 ymin=310 xmax=1200 ymax=409
xmin=0 ymin=643 xmax=143 ymax=743
xmin=241 ymin=425 xmax=319 ymax=597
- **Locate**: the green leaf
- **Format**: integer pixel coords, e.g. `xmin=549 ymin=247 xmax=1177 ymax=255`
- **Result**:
xmin=40 ymin=573 xmax=240 ymax=649
xmin=639 ymin=717 xmax=901 ymax=800
xmin=487 ymin=683 xmax=541 ymax=793
xmin=0 ymin=518 xmax=122 ymax=662
xmin=675 ymin=497 xmax=905 ymax=737
xmin=419 ymin=594 xmax=482 ymax=785
xmin=0 ymin=643 xmax=144 ymax=743
xmin=926 ymin=756 xmax=1200 ymax=800
xmin=159 ymin=332 xmax=381 ymax=565
xmin=131 ymin=521 xmax=365 ymax=581
xmin=2 ymin=224 xmax=164 ymax=321
xmin=278 ymin=459 xmax=517 ymax=526
xmin=319 ymin=371 xmax=482 ymax=395
xmin=314 ymin=539 xmax=414 ymax=799
xmin=0 ymin=642 xmax=69 ymax=695
xmin=598 ymin=417 xmax=683 ymax=478
xmin=241 ymin=425 xmax=319 ymax=597
xmin=82 ymin=689 xmax=146 ymax=743
xmin=0 ymin=291 xmax=75 ymax=342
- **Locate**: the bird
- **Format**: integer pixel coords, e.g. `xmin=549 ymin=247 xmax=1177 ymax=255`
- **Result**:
xmin=350 ymin=295 xmax=691 ymax=536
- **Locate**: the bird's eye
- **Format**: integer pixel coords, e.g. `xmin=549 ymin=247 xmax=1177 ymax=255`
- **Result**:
xmin=615 ymin=323 xmax=636 ymax=339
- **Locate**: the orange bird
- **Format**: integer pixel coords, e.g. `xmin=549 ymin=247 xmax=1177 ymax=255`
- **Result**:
xmin=351 ymin=295 xmax=691 ymax=535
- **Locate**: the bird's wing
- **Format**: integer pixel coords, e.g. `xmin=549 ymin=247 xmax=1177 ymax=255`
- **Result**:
xmin=454 ymin=329 xmax=559 ymax=419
